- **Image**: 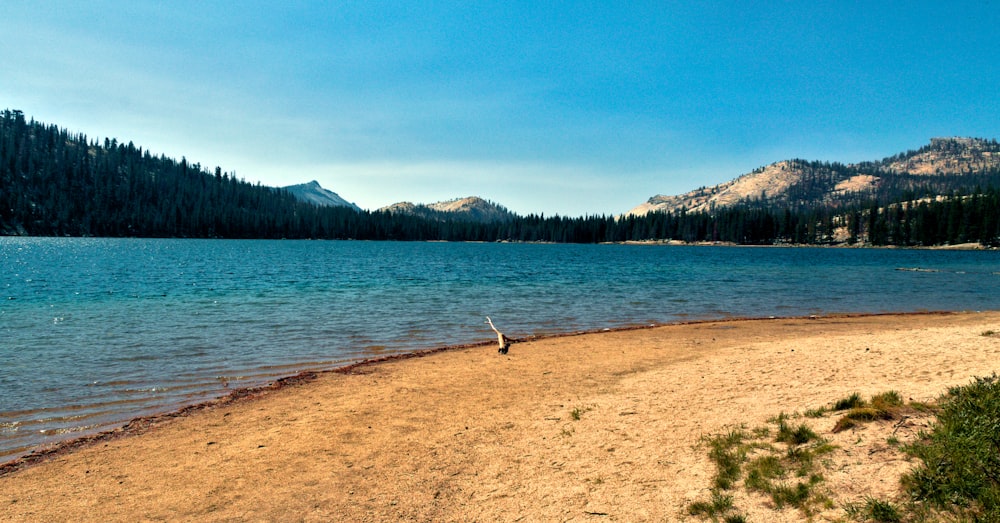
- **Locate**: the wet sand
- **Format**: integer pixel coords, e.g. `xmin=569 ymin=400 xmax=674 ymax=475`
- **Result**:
xmin=2 ymin=311 xmax=999 ymax=521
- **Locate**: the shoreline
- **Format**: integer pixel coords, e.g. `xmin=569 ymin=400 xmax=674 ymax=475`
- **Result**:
xmin=0 ymin=309 xmax=972 ymax=475
xmin=3 ymin=310 xmax=999 ymax=521
xmin=4 ymin=235 xmax=995 ymax=250
xmin=610 ymin=239 xmax=995 ymax=250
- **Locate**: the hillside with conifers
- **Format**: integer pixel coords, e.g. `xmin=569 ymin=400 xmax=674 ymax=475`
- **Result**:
xmin=2 ymin=109 xmax=999 ymax=246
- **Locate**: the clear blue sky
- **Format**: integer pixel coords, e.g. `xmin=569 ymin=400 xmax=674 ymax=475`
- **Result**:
xmin=3 ymin=2 xmax=998 ymax=216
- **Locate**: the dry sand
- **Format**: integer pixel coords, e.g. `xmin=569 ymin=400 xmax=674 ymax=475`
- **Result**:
xmin=2 ymin=312 xmax=999 ymax=522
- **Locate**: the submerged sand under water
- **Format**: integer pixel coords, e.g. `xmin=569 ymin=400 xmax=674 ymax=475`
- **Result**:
xmin=2 ymin=311 xmax=999 ymax=521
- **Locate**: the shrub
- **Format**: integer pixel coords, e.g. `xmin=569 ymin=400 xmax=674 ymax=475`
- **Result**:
xmin=902 ymin=374 xmax=1000 ymax=520
xmin=864 ymin=497 xmax=902 ymax=522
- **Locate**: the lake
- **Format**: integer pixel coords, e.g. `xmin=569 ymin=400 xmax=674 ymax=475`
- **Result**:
xmin=2 ymin=238 xmax=998 ymax=462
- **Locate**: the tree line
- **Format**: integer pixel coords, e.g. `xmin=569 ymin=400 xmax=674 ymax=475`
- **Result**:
xmin=2 ymin=109 xmax=998 ymax=246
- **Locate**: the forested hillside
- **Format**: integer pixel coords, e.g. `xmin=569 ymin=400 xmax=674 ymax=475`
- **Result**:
xmin=2 ymin=109 xmax=998 ymax=246
xmin=631 ymin=138 xmax=1000 ymax=216
xmin=380 ymin=197 xmax=515 ymax=223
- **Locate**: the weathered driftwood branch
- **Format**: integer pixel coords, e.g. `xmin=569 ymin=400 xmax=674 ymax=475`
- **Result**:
xmin=485 ymin=316 xmax=510 ymax=354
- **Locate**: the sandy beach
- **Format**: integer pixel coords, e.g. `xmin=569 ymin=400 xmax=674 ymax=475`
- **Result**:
xmin=2 ymin=311 xmax=999 ymax=522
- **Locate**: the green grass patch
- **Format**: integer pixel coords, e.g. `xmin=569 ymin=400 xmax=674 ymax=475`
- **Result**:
xmin=844 ymin=496 xmax=903 ymax=522
xmin=688 ymin=383 xmax=1000 ymax=521
xmin=901 ymin=373 xmax=1000 ymax=521
xmin=832 ymin=391 xmax=905 ymax=433
xmin=687 ymin=490 xmax=736 ymax=519
xmin=686 ymin=378 xmax=1000 ymax=522
xmin=745 ymin=455 xmax=784 ymax=492
xmin=706 ymin=429 xmax=748 ymax=490
xmin=864 ymin=497 xmax=903 ymax=523
xmin=804 ymin=406 xmax=828 ymax=418
xmin=776 ymin=419 xmax=819 ymax=445
xmin=688 ymin=412 xmax=835 ymax=520
xmin=834 ymin=392 xmax=865 ymax=411
xmin=907 ymin=400 xmax=936 ymax=413
xmin=870 ymin=391 xmax=903 ymax=410
xmin=837 ymin=377 xmax=1000 ymax=521
xmin=770 ymin=481 xmax=812 ymax=509
xmin=569 ymin=405 xmax=592 ymax=421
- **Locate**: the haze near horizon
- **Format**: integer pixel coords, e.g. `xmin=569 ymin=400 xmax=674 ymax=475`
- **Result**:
xmin=3 ymin=2 xmax=998 ymax=216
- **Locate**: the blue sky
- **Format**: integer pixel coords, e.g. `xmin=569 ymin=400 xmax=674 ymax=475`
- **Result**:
xmin=3 ymin=2 xmax=998 ymax=216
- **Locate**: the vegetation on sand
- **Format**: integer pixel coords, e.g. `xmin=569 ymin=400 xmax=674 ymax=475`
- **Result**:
xmin=901 ymin=374 xmax=1000 ymax=521
xmin=690 ymin=379 xmax=1000 ymax=522
xmin=688 ymin=414 xmax=834 ymax=521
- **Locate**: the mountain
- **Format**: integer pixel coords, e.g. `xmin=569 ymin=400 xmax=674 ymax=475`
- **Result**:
xmin=283 ymin=180 xmax=361 ymax=211
xmin=628 ymin=137 xmax=1000 ymax=216
xmin=378 ymin=196 xmax=514 ymax=223
xmin=883 ymin=137 xmax=1000 ymax=175
xmin=3 ymin=107 xmax=996 ymax=245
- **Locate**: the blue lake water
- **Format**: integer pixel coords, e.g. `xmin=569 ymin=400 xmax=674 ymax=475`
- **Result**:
xmin=2 ymin=237 xmax=999 ymax=462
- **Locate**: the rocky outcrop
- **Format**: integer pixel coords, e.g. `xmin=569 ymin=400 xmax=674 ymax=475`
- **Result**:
xmin=379 ymin=196 xmax=514 ymax=223
xmin=628 ymin=138 xmax=1000 ymax=216
xmin=283 ymin=181 xmax=361 ymax=211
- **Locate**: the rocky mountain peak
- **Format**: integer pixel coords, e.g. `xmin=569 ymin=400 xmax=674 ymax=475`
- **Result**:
xmin=628 ymin=137 xmax=1000 ymax=217
xmin=283 ymin=181 xmax=361 ymax=211
xmin=379 ymin=196 xmax=513 ymax=222
xmin=883 ymin=137 xmax=1000 ymax=175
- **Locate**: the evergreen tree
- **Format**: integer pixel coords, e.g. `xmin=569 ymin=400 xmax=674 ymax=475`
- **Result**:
xmin=3 ymin=109 xmax=999 ymax=247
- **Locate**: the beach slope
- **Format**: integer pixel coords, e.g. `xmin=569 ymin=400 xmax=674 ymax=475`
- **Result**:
xmin=2 ymin=312 xmax=999 ymax=521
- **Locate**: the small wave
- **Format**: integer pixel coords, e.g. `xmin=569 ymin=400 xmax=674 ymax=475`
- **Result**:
xmin=48 ymin=423 xmax=102 ymax=436
xmin=6 ymin=239 xmax=1000 ymax=466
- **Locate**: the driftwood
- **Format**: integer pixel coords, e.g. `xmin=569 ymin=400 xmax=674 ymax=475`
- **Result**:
xmin=485 ymin=316 xmax=510 ymax=354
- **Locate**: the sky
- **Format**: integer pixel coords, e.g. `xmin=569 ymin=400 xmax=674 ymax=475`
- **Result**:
xmin=3 ymin=2 xmax=999 ymax=216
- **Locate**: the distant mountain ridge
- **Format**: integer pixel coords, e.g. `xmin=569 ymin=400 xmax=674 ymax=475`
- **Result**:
xmin=4 ymin=106 xmax=997 ymax=245
xmin=378 ymin=196 xmax=514 ymax=223
xmin=283 ymin=180 xmax=360 ymax=211
xmin=628 ymin=137 xmax=1000 ymax=216
xmin=281 ymin=181 xmax=513 ymax=223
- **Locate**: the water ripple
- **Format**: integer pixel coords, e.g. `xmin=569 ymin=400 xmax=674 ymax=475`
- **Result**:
xmin=1 ymin=238 xmax=999 ymax=462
